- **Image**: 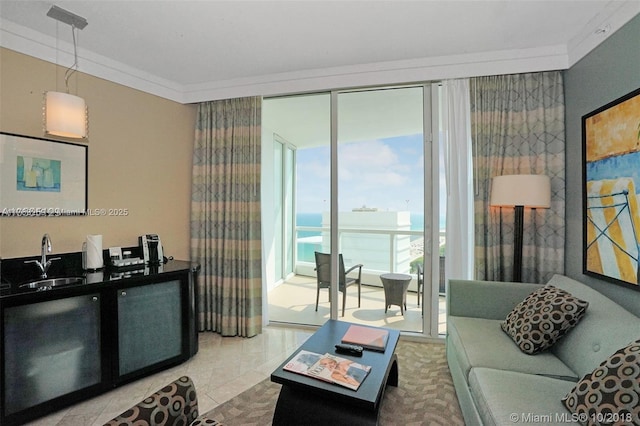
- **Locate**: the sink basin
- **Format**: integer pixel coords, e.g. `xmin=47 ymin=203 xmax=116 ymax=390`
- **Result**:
xmin=19 ymin=277 xmax=85 ymax=290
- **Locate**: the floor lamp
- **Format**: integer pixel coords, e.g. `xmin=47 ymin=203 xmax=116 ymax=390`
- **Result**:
xmin=490 ymin=174 xmax=551 ymax=282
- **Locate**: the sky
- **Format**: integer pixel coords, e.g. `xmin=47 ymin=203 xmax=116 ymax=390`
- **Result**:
xmin=296 ymin=133 xmax=446 ymax=220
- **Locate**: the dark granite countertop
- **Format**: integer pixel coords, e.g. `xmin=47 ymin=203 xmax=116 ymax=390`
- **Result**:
xmin=0 ymin=251 xmax=198 ymax=300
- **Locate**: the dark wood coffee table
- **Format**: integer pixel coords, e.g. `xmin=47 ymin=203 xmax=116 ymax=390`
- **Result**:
xmin=270 ymin=320 xmax=400 ymax=425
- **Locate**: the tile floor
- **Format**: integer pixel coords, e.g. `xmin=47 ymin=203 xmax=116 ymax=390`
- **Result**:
xmin=26 ymin=326 xmax=315 ymax=426
xmin=268 ymin=275 xmax=448 ymax=335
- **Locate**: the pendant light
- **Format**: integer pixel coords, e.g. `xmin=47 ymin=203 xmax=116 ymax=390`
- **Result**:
xmin=44 ymin=5 xmax=89 ymax=139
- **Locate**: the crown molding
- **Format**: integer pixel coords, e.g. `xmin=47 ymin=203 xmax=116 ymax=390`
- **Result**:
xmin=1 ymin=18 xmax=187 ymax=103
xmin=567 ymin=1 xmax=640 ymax=67
xmin=181 ymin=46 xmax=569 ymax=102
xmin=7 ymin=11 xmax=635 ymax=103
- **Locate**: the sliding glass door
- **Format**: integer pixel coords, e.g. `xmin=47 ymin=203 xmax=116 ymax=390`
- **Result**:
xmin=263 ymin=86 xmax=439 ymax=335
xmin=336 ymin=87 xmax=426 ymax=332
xmin=263 ymin=93 xmax=331 ymax=298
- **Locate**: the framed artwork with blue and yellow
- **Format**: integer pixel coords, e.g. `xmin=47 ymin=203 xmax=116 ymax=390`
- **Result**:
xmin=583 ymin=87 xmax=640 ymax=289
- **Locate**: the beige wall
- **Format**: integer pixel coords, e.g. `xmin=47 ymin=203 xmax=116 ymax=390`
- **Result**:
xmin=0 ymin=48 xmax=197 ymax=260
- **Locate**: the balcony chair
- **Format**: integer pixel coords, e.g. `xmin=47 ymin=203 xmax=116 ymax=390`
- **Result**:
xmin=416 ymin=263 xmax=424 ymax=306
xmin=416 ymin=258 xmax=446 ymax=304
xmin=314 ymin=252 xmax=362 ymax=317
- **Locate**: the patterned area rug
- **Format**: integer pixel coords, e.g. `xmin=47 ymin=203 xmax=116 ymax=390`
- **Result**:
xmin=204 ymin=340 xmax=464 ymax=425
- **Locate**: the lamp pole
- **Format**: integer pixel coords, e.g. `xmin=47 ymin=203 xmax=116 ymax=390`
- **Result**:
xmin=490 ymin=174 xmax=551 ymax=284
xmin=513 ymin=205 xmax=524 ymax=282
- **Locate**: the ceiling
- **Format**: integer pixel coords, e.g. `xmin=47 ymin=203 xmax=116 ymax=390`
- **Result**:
xmin=1 ymin=1 xmax=639 ymax=104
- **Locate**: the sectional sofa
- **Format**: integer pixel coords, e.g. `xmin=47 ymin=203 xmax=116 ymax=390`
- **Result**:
xmin=446 ymin=274 xmax=640 ymax=426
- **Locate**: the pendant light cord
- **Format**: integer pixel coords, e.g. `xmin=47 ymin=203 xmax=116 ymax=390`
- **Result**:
xmin=64 ymin=24 xmax=79 ymax=93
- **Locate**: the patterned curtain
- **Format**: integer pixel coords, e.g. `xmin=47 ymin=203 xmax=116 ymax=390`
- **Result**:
xmin=471 ymin=72 xmax=565 ymax=284
xmin=191 ymin=97 xmax=262 ymax=337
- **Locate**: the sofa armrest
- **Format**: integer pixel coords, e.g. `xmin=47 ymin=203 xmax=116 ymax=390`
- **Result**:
xmin=447 ymin=279 xmax=543 ymax=320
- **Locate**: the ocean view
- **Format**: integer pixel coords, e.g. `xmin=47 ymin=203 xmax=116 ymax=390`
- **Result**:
xmin=297 ymin=212 xmax=428 ymax=232
xmin=296 ymin=212 xmax=435 ymax=263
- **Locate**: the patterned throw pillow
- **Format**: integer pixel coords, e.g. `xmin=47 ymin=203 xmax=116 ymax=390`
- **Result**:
xmin=501 ymin=285 xmax=589 ymax=354
xmin=562 ymin=339 xmax=640 ymax=426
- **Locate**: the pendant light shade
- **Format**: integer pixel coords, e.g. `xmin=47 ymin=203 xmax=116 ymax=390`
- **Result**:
xmin=44 ymin=5 xmax=89 ymax=140
xmin=44 ymin=91 xmax=88 ymax=139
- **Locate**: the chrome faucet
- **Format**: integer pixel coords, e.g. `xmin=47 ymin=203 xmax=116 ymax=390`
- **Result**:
xmin=25 ymin=233 xmax=61 ymax=278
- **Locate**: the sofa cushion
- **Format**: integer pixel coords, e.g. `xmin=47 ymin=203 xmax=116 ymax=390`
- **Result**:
xmin=562 ymin=339 xmax=640 ymax=426
xmin=469 ymin=367 xmax=579 ymax=426
xmin=501 ymin=285 xmax=589 ymax=354
xmin=548 ymin=275 xmax=640 ymax=378
xmin=448 ymin=316 xmax=578 ymax=380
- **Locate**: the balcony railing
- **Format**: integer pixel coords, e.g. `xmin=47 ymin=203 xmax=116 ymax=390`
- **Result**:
xmin=268 ymin=225 xmax=447 ymax=333
xmin=297 ymin=225 xmax=422 ymax=265
xmin=294 ymin=225 xmax=445 ymax=292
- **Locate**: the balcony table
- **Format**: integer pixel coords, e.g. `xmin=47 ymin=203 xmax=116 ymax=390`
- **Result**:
xmin=380 ymin=273 xmax=411 ymax=315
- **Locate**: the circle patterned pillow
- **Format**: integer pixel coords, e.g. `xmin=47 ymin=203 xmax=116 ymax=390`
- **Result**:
xmin=500 ymin=285 xmax=589 ymax=354
xmin=562 ymin=339 xmax=640 ymax=426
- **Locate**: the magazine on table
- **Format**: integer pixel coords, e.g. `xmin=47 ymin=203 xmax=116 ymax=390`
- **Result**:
xmin=282 ymin=350 xmax=323 ymax=375
xmin=341 ymin=324 xmax=389 ymax=352
xmin=283 ymin=350 xmax=371 ymax=391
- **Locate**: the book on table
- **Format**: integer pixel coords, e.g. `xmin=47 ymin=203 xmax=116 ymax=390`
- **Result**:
xmin=341 ymin=324 xmax=389 ymax=352
xmin=283 ymin=350 xmax=371 ymax=391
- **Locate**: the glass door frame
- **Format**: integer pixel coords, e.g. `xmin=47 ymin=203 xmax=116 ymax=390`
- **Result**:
xmin=274 ymin=134 xmax=297 ymax=282
xmin=426 ymin=83 xmax=439 ymax=337
xmin=326 ymin=84 xmax=439 ymax=336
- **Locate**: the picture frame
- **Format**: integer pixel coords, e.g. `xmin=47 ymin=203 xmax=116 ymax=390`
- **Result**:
xmin=583 ymin=87 xmax=640 ymax=289
xmin=0 ymin=132 xmax=87 ymax=216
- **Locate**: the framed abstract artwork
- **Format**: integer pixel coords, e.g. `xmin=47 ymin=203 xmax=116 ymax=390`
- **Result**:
xmin=0 ymin=132 xmax=87 ymax=216
xmin=583 ymin=87 xmax=640 ymax=288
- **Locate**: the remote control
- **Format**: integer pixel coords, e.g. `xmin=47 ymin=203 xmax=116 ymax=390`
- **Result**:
xmin=335 ymin=343 xmax=364 ymax=356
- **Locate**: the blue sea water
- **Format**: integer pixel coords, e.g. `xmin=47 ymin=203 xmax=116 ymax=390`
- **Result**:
xmin=296 ymin=213 xmax=324 ymax=262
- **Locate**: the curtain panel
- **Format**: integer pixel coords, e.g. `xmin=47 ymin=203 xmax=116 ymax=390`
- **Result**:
xmin=191 ymin=97 xmax=262 ymax=337
xmin=471 ymin=72 xmax=565 ymax=284
xmin=442 ymin=79 xmax=474 ymax=281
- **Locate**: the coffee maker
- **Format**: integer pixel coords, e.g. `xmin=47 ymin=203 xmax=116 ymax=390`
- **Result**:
xmin=139 ymin=234 xmax=164 ymax=265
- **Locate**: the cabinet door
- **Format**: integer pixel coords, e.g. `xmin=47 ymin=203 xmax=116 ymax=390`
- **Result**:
xmin=117 ymin=280 xmax=182 ymax=376
xmin=3 ymin=294 xmax=101 ymax=415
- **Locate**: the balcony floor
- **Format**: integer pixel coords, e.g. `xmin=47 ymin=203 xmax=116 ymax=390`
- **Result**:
xmin=267 ymin=274 xmax=446 ymax=335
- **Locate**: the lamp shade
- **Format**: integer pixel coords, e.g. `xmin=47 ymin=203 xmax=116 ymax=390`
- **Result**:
xmin=490 ymin=174 xmax=551 ymax=208
xmin=44 ymin=91 xmax=88 ymax=139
